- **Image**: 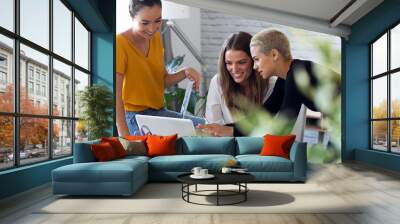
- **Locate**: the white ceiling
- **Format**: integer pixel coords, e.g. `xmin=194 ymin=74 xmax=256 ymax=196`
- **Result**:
xmin=167 ymin=0 xmax=384 ymax=38
xmin=225 ymin=0 xmax=352 ymax=23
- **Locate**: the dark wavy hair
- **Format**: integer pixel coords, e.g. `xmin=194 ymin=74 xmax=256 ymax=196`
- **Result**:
xmin=129 ymin=0 xmax=162 ymax=17
xmin=218 ymin=31 xmax=269 ymax=111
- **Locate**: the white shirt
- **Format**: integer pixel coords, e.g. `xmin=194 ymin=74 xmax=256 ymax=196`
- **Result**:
xmin=205 ymin=75 xmax=277 ymax=124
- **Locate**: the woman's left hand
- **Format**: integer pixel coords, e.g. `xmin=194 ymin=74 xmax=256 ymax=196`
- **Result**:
xmin=197 ymin=123 xmax=234 ymax=137
xmin=184 ymin=68 xmax=201 ymax=90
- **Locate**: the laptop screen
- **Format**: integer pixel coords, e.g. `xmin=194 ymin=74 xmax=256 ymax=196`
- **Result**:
xmin=180 ymin=80 xmax=194 ymax=118
xmin=135 ymin=114 xmax=196 ymax=137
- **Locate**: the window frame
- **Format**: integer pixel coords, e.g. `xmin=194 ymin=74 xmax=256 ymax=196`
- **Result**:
xmin=0 ymin=0 xmax=92 ymax=171
xmin=370 ymin=21 xmax=400 ymax=154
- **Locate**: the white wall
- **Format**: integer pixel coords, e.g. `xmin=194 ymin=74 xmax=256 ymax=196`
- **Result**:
xmin=116 ymin=0 xmax=130 ymax=34
xmin=200 ymin=9 xmax=341 ymax=82
xmin=169 ymin=6 xmax=202 ymax=88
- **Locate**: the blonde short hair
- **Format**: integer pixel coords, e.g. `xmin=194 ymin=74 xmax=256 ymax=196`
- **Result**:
xmin=250 ymin=29 xmax=292 ymax=61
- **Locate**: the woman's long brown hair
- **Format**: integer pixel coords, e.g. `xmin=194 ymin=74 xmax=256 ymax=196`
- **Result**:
xmin=218 ymin=31 xmax=269 ymax=112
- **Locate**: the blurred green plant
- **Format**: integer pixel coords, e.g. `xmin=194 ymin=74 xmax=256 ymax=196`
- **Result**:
xmin=79 ymin=84 xmax=114 ymax=140
xmin=235 ymin=38 xmax=341 ymax=164
xmin=164 ymin=87 xmax=197 ymax=115
xmin=307 ymin=143 xmax=340 ymax=163
xmin=295 ymin=41 xmax=341 ymax=152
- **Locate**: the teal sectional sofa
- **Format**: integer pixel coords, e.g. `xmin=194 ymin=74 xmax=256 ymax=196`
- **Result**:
xmin=52 ymin=137 xmax=307 ymax=196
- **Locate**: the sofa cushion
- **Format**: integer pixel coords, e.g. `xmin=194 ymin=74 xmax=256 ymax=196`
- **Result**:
xmin=148 ymin=154 xmax=235 ymax=172
xmin=260 ymin=134 xmax=296 ymax=159
xmin=124 ymin=135 xmax=148 ymax=143
xmin=91 ymin=142 xmax=118 ymax=161
xmin=73 ymin=140 xmax=100 ymax=163
xmin=115 ymin=155 xmax=150 ymax=163
xmin=101 ymin=137 xmax=127 ymax=158
xmin=235 ymin=137 xmax=263 ymax=155
xmin=119 ymin=138 xmax=147 ymax=156
xmin=53 ymin=163 xmax=133 ymax=183
xmin=236 ymin=155 xmax=293 ymax=172
xmin=177 ymin=137 xmax=235 ymax=155
xmin=52 ymin=159 xmax=147 ymax=183
xmin=147 ymin=134 xmax=177 ymax=157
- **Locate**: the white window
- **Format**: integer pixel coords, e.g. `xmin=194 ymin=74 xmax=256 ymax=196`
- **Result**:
xmin=36 ymin=83 xmax=40 ymax=95
xmin=35 ymin=70 xmax=41 ymax=81
xmin=0 ymin=54 xmax=7 ymax=67
xmin=0 ymin=0 xmax=92 ymax=169
xmin=28 ymin=67 xmax=34 ymax=80
xmin=42 ymin=85 xmax=46 ymax=96
xmin=41 ymin=73 xmax=46 ymax=82
xmin=0 ymin=71 xmax=7 ymax=85
xmin=0 ymin=55 xmax=7 ymax=86
xmin=371 ymin=23 xmax=400 ymax=154
xmin=28 ymin=81 xmax=34 ymax=93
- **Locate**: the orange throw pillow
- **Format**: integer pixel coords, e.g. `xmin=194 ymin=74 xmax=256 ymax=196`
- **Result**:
xmin=260 ymin=134 xmax=296 ymax=159
xmin=91 ymin=142 xmax=117 ymax=161
xmin=101 ymin=137 xmax=127 ymax=158
xmin=124 ymin=135 xmax=148 ymax=143
xmin=146 ymin=134 xmax=177 ymax=157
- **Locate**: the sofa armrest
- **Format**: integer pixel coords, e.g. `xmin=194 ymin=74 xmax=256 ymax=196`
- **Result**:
xmin=289 ymin=142 xmax=307 ymax=181
xmin=73 ymin=140 xmax=100 ymax=163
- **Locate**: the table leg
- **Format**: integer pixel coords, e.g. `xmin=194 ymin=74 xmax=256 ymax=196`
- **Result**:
xmin=217 ymin=184 xmax=219 ymax=206
xmin=181 ymin=184 xmax=183 ymax=199
xmin=187 ymin=184 xmax=190 ymax=202
xmin=245 ymin=183 xmax=247 ymax=201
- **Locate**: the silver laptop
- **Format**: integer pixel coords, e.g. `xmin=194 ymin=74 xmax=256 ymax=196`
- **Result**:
xmin=135 ymin=114 xmax=196 ymax=137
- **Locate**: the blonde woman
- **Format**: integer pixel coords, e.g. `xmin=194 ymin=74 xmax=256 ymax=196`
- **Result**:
xmin=250 ymin=29 xmax=321 ymax=120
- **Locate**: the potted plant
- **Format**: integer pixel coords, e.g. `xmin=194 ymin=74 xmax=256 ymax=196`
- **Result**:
xmin=79 ymin=84 xmax=114 ymax=140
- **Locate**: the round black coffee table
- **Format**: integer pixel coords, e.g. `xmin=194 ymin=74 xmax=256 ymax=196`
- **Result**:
xmin=177 ymin=173 xmax=255 ymax=206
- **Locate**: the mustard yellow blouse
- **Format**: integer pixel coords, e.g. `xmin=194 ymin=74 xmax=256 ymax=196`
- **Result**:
xmin=116 ymin=32 xmax=165 ymax=111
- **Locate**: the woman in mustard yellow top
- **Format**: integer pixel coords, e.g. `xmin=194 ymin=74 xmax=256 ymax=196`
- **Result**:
xmin=116 ymin=0 xmax=205 ymax=136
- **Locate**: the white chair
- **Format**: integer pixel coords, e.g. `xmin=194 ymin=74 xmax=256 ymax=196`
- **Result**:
xmin=291 ymin=104 xmax=307 ymax=142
